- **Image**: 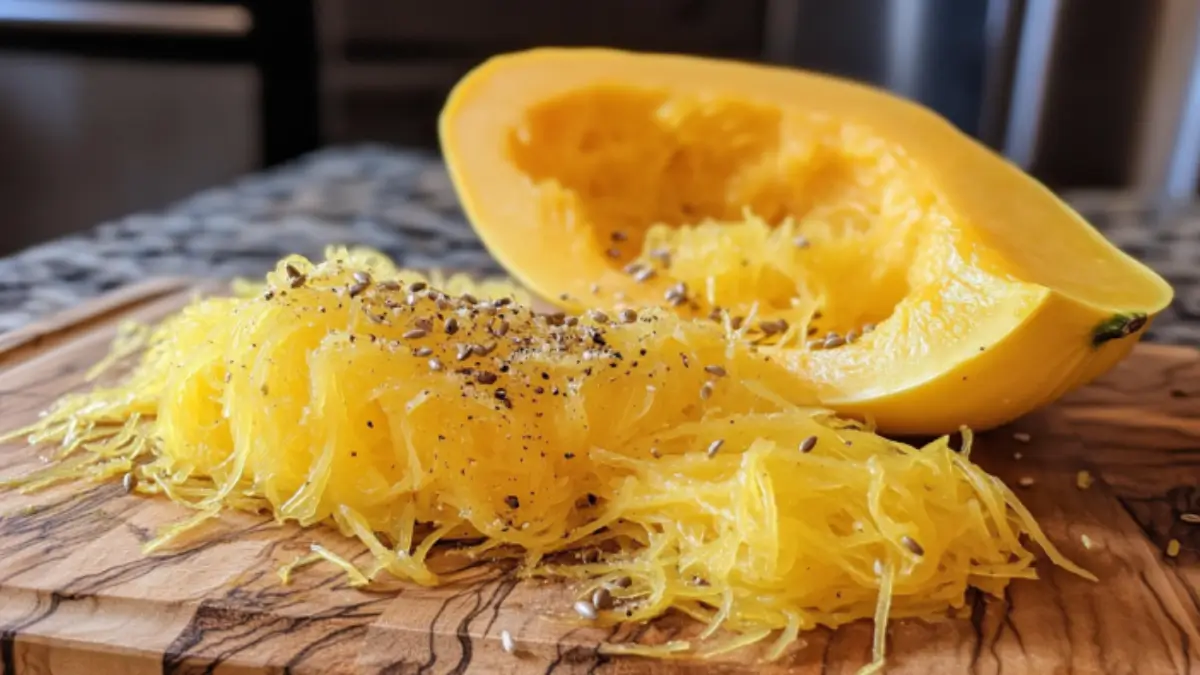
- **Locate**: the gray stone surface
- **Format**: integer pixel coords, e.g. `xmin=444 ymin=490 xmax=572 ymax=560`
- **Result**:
xmin=0 ymin=145 xmax=1194 ymax=345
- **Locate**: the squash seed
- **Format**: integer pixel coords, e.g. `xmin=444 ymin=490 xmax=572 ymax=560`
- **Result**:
xmin=618 ymin=309 xmax=638 ymax=324
xmin=699 ymin=382 xmax=714 ymax=400
xmin=1166 ymin=539 xmax=1181 ymax=557
xmin=704 ymin=365 xmax=726 ymax=377
xmin=592 ymin=586 xmax=613 ymax=610
xmin=901 ymin=535 xmax=925 ymax=556
xmin=573 ymin=600 xmax=598 ymax=620
xmin=402 ymin=329 xmax=427 ymax=340
xmin=824 ymin=334 xmax=845 ymax=349
xmin=500 ymin=629 xmax=517 ymax=654
xmin=706 ymin=439 xmax=724 ymax=458
xmin=799 ymin=436 xmax=817 ymax=453
xmin=122 ymin=472 xmax=138 ymax=493
xmin=1075 ymin=470 xmax=1094 ymax=490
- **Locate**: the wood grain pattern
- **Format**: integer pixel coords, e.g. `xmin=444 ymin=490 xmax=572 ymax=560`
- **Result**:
xmin=0 ymin=282 xmax=1198 ymax=674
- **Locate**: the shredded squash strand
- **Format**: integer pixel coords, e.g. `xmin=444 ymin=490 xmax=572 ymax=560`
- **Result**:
xmin=0 ymin=246 xmax=1088 ymax=672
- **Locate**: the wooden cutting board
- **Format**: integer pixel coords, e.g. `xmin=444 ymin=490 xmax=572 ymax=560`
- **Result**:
xmin=0 ymin=279 xmax=1197 ymax=675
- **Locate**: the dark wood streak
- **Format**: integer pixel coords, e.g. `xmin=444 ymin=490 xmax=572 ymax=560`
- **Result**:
xmin=60 ymin=520 xmax=279 ymax=596
xmin=0 ymin=590 xmax=63 ymax=675
xmin=1138 ymin=570 xmax=1192 ymax=674
xmin=0 ymin=484 xmax=131 ymax=584
xmin=967 ymin=589 xmax=988 ymax=675
xmin=415 ymin=580 xmax=494 ymax=675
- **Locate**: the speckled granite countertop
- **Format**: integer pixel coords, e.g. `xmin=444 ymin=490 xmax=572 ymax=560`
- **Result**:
xmin=0 ymin=145 xmax=1195 ymax=344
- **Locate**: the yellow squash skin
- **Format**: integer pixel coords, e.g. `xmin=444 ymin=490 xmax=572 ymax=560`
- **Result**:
xmin=439 ymin=48 xmax=1173 ymax=434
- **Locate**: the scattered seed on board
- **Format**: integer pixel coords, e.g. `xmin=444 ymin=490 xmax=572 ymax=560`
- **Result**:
xmin=1166 ymin=539 xmax=1181 ymax=557
xmin=121 ymin=472 xmax=137 ymax=494
xmin=402 ymin=329 xmax=427 ymax=340
xmin=500 ymin=629 xmax=516 ymax=655
xmin=1075 ymin=470 xmax=1094 ymax=490
xmin=1013 ymin=451 xmax=1023 ymax=460
xmin=699 ymin=382 xmax=714 ymax=400
xmin=1018 ymin=476 xmax=1036 ymax=487
xmin=574 ymin=599 xmax=598 ymax=620
xmin=1081 ymin=534 xmax=1094 ymax=550
xmin=1013 ymin=432 xmax=1032 ymax=443
xmin=901 ymin=535 xmax=925 ymax=556
xmin=428 ymin=358 xmax=443 ymax=372
xmin=1182 ymin=513 xmax=1200 ymax=524
xmin=704 ymin=364 xmax=727 ymax=377
xmin=592 ymin=586 xmax=613 ymax=610
xmin=618 ymin=309 xmax=638 ymax=324
xmin=799 ymin=435 xmax=817 ymax=453
xmin=413 ymin=347 xmax=433 ymax=357
xmin=706 ymin=439 xmax=724 ymax=458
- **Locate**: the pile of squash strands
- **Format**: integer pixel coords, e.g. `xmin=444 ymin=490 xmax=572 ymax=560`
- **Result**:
xmin=0 ymin=247 xmax=1090 ymax=673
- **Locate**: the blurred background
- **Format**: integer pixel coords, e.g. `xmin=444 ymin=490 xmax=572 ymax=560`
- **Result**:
xmin=1 ymin=0 xmax=1198 ymax=255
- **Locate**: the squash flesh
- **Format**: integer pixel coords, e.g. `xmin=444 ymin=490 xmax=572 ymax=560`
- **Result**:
xmin=441 ymin=48 xmax=1174 ymax=432
xmin=3 ymin=247 xmax=1094 ymax=672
